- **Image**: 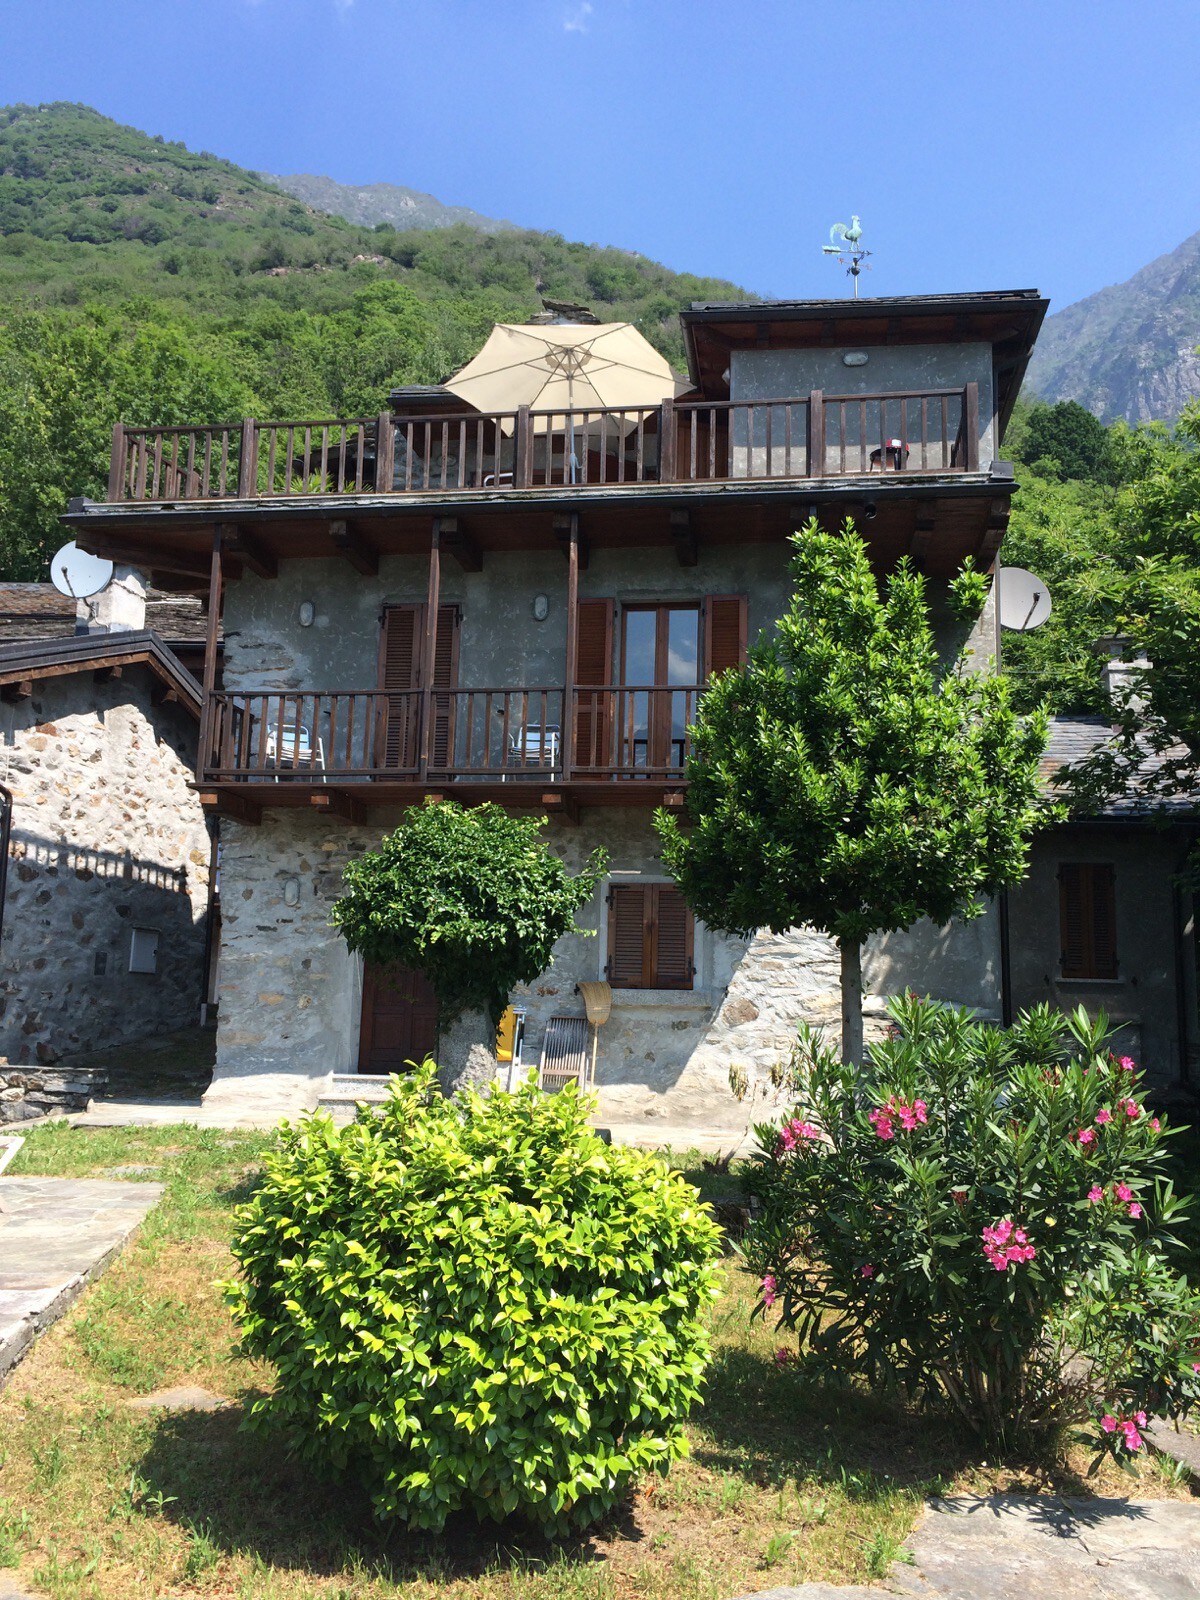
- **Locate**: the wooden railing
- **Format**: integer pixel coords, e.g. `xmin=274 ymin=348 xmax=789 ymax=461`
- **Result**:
xmin=201 ymin=684 xmax=701 ymax=784
xmin=109 ymin=384 xmax=980 ymax=503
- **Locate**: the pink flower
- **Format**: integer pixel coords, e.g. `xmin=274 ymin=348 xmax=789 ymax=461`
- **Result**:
xmin=1191 ymin=1362 xmax=1200 ymax=1374
xmin=774 ymin=1118 xmax=820 ymax=1157
xmin=897 ymin=1098 xmax=929 ymax=1132
xmin=982 ymin=1218 xmax=1036 ymax=1271
xmin=860 ymin=1263 xmax=875 ymax=1279
xmin=1122 ymin=1416 xmax=1146 ymax=1451
xmin=1122 ymin=1099 xmax=1140 ymax=1119
xmin=1101 ymin=1414 xmax=1118 ymax=1433
xmin=1077 ymin=1127 xmax=1096 ymax=1148
xmin=1119 ymin=1055 xmax=1137 ymax=1073
xmin=1128 ymin=1203 xmax=1143 ymax=1219
xmin=1151 ymin=1117 xmax=1162 ymax=1132
xmin=1114 ymin=1182 xmax=1134 ymax=1203
xmin=1088 ymin=1185 xmax=1104 ymax=1203
xmin=868 ymin=1106 xmax=895 ymax=1141
xmin=761 ymin=1274 xmax=777 ymax=1308
xmin=1095 ymin=1108 xmax=1113 ymax=1126
xmin=774 ymin=1347 xmax=795 ymax=1367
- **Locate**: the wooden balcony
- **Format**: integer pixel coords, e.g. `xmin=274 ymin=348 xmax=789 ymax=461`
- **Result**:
xmin=199 ymin=685 xmax=706 ymax=818
xmin=108 ymin=385 xmax=980 ymax=506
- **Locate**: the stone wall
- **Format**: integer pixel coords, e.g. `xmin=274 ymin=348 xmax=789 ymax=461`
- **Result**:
xmin=0 ymin=669 xmax=211 ymax=1066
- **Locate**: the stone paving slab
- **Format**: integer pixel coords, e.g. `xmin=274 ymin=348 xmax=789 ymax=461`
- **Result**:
xmin=727 ymin=1495 xmax=1200 ymax=1599
xmin=0 ymin=1176 xmax=163 ymax=1383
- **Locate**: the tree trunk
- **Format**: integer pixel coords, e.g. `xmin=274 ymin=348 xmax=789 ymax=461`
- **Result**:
xmin=839 ymin=936 xmax=864 ymax=1065
xmin=436 ymin=1008 xmax=499 ymax=1099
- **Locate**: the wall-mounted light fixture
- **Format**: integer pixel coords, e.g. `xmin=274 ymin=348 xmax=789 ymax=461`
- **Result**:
xmin=298 ymin=601 xmax=315 ymax=627
xmin=531 ymin=594 xmax=550 ymax=622
xmin=842 ymin=351 xmax=869 ymax=367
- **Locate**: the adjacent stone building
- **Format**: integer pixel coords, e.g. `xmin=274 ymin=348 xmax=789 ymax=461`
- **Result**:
xmin=0 ymin=624 xmax=213 ymax=1102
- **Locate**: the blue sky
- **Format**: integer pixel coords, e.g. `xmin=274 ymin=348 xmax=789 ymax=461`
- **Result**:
xmin=3 ymin=0 xmax=1199 ymax=314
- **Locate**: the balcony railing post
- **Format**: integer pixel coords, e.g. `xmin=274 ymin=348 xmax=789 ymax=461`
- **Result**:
xmin=963 ymin=381 xmax=980 ymax=471
xmin=237 ymin=418 xmax=258 ymax=499
xmin=658 ymin=396 xmax=676 ymax=483
xmin=418 ymin=521 xmax=443 ymax=781
xmin=562 ymin=515 xmax=580 ymax=783
xmin=375 ymin=410 xmax=394 ymax=493
xmin=515 ymin=405 xmax=534 ymax=488
xmin=807 ymin=390 xmax=824 ymax=477
xmin=197 ymin=527 xmax=224 ymax=784
xmin=107 ymin=422 xmax=127 ymax=502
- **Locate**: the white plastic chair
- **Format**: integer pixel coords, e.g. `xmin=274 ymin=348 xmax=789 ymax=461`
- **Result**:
xmin=263 ymin=721 xmax=327 ymax=780
xmin=508 ymin=723 xmax=560 ymax=772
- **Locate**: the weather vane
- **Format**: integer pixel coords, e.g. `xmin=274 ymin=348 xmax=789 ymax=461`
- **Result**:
xmin=822 ymin=215 xmax=871 ymax=298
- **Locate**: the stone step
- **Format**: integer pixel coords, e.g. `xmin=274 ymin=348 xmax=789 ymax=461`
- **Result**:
xmin=317 ymin=1074 xmax=394 ymax=1107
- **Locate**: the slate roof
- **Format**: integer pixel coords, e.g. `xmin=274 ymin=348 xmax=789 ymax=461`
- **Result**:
xmin=1041 ymin=715 xmax=1197 ymax=819
xmin=0 ymin=629 xmax=202 ymax=715
xmin=0 ymin=583 xmax=211 ymax=645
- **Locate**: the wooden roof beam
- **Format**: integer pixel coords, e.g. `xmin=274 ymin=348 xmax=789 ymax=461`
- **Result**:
xmin=671 ymin=509 xmax=698 ymax=567
xmin=0 ymin=679 xmax=32 ymax=703
xmin=554 ymin=514 xmax=588 ymax=570
xmin=311 ymin=790 xmax=368 ymax=824
xmin=908 ymin=501 xmax=936 ymax=568
xmin=541 ymin=790 xmax=579 ymax=825
xmin=329 ymin=518 xmax=379 ymax=576
xmin=437 ymin=516 xmax=482 ymax=573
xmin=218 ymin=523 xmax=277 ymax=581
xmin=199 ymin=790 xmax=262 ymax=825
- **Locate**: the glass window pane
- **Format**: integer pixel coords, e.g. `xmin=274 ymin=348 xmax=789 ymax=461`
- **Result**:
xmin=623 ymin=610 xmax=656 ymax=686
xmin=667 ymin=608 xmax=699 ymax=685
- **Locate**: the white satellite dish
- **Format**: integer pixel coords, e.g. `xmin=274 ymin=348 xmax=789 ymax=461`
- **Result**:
xmin=998 ymin=566 xmax=1052 ymax=632
xmin=49 ymin=542 xmax=114 ymax=601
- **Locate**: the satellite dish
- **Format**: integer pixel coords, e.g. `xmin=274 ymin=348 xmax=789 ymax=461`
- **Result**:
xmin=49 ymin=542 xmax=114 ymax=601
xmin=999 ymin=567 xmax=1052 ymax=631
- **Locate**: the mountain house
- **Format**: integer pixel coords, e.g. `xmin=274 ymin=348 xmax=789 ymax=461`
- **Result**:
xmin=66 ymin=289 xmax=1081 ymax=1131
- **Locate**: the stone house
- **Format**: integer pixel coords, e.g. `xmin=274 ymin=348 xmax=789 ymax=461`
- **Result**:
xmin=66 ymin=289 xmax=1049 ymax=1133
xmin=0 ymin=595 xmax=214 ymax=1116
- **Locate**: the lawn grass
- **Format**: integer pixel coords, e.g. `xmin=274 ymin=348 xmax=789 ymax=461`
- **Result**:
xmin=0 ymin=1120 xmax=1193 ymax=1600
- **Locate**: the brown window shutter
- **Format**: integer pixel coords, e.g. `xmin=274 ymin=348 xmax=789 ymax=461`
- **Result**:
xmin=377 ymin=604 xmax=421 ymax=769
xmin=573 ymin=598 xmax=614 ymax=770
xmin=703 ymin=594 xmax=748 ymax=678
xmin=652 ymin=884 xmax=694 ymax=988
xmin=429 ymin=604 xmax=460 ymax=771
xmin=607 ymin=885 xmax=648 ymax=987
xmin=1059 ymin=863 xmax=1117 ymax=980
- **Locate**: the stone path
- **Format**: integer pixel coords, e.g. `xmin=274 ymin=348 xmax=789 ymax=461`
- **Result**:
xmin=728 ymin=1494 xmax=1200 ymax=1598
xmin=0 ymin=1176 xmax=163 ymax=1383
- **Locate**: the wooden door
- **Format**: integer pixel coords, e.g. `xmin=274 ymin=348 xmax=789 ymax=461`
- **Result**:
xmin=376 ymin=603 xmax=459 ymax=773
xmin=358 ymin=961 xmax=440 ymax=1073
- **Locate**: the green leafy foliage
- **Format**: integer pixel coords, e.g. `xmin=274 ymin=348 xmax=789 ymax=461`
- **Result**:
xmin=744 ymin=996 xmax=1200 ymax=1456
xmin=331 ymin=801 xmax=605 ymax=1025
xmin=655 ymin=522 xmax=1048 ymax=1054
xmin=1022 ymin=399 xmax=1117 ymax=484
xmin=226 ymin=1069 xmax=722 ymax=1532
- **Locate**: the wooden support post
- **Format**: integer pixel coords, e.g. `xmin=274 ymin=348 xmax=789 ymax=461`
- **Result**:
xmin=198 ymin=527 xmax=224 ymax=784
xmin=440 ymin=517 xmax=482 ymax=572
xmin=662 ymin=790 xmax=686 ymax=810
xmin=151 ymin=683 xmax=181 ymax=708
xmin=329 ymin=519 xmax=379 ymax=576
xmin=561 ymin=514 xmax=579 ymax=784
xmin=964 ymin=382 xmax=980 ymax=471
xmin=92 ymin=665 xmax=123 ymax=684
xmin=659 ymin=396 xmax=676 ymax=483
xmin=199 ymin=790 xmax=262 ymax=826
xmin=374 ymin=410 xmax=395 ymax=493
xmin=671 ymin=508 xmax=698 ymax=567
xmin=807 ymin=389 xmax=824 ymax=477
xmin=554 ymin=513 xmax=587 ymax=569
xmin=107 ymin=422 xmax=126 ymax=502
xmin=418 ymin=521 xmax=442 ymax=780
xmin=237 ymin=419 xmax=258 ymax=499
xmin=515 ymin=405 xmax=534 ymax=488
xmin=310 ymin=790 xmax=367 ymax=825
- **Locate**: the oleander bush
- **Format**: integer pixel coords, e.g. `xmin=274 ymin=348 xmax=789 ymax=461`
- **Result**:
xmin=227 ymin=1069 xmax=722 ymax=1532
xmin=743 ymin=995 xmax=1200 ymax=1458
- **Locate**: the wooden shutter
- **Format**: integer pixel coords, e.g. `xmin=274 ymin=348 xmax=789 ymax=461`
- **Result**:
xmin=377 ymin=604 xmax=420 ymax=769
xmin=1059 ymin=863 xmax=1118 ymax=980
xmin=607 ymin=885 xmax=648 ymax=987
xmin=703 ymin=594 xmax=748 ymax=678
xmin=429 ymin=604 xmax=460 ymax=772
xmin=573 ymin=598 xmax=614 ymax=770
xmin=652 ymin=884 xmax=694 ymax=988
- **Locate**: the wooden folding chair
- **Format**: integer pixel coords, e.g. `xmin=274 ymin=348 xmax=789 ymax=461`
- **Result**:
xmin=537 ymin=1016 xmax=589 ymax=1093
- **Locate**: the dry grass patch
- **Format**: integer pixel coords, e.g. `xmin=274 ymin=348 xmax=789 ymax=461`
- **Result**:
xmin=0 ymin=1123 xmax=1192 ymax=1600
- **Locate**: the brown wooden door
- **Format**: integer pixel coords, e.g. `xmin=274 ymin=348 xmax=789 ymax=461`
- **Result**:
xmin=376 ymin=603 xmax=459 ymax=773
xmin=358 ymin=961 xmax=440 ymax=1073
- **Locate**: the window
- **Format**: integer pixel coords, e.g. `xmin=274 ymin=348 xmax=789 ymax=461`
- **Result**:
xmin=606 ymin=884 xmax=694 ymax=989
xmin=1059 ymin=863 xmax=1118 ymax=980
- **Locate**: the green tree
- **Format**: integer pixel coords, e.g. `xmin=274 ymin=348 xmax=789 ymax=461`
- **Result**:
xmin=655 ymin=522 xmax=1048 ymax=1062
xmin=1023 ymin=398 xmax=1115 ymax=483
xmin=331 ymin=801 xmax=606 ymax=1079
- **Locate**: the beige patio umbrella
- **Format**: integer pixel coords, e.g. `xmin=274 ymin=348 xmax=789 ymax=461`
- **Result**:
xmin=445 ymin=322 xmax=681 ymax=422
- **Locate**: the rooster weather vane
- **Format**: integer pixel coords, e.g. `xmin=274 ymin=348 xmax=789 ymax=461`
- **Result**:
xmin=822 ymin=216 xmax=871 ymax=297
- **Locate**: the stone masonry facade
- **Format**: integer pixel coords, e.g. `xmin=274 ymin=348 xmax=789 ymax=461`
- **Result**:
xmin=0 ymin=669 xmax=212 ymax=1068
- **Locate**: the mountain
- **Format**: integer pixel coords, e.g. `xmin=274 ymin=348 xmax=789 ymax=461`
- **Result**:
xmin=265 ymin=171 xmax=516 ymax=235
xmin=1026 ymin=229 xmax=1200 ymax=424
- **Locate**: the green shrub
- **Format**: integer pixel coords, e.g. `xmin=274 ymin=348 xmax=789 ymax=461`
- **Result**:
xmin=743 ymin=996 xmax=1200 ymax=1458
xmin=227 ymin=1070 xmax=722 ymax=1531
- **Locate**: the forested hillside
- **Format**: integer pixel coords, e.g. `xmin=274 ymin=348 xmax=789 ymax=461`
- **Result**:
xmin=0 ymin=102 xmax=753 ymax=577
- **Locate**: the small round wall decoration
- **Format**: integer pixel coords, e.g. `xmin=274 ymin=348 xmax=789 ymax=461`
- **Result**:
xmin=532 ymin=594 xmax=550 ymax=621
xmin=842 ymin=351 xmax=869 ymax=367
